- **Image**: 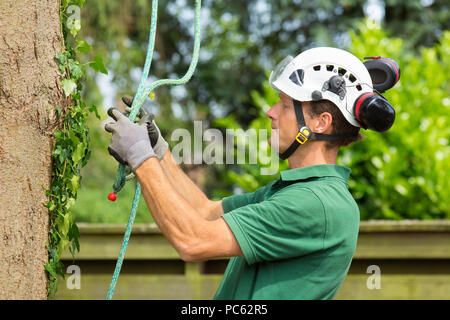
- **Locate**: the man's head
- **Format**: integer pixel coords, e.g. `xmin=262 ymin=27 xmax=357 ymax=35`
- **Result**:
xmin=267 ymin=47 xmax=392 ymax=160
xmin=267 ymin=92 xmax=362 ymax=157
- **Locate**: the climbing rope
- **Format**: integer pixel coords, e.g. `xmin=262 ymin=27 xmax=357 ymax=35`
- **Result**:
xmin=106 ymin=0 xmax=202 ymax=300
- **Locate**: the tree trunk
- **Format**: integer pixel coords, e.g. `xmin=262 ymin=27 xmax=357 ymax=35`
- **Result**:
xmin=0 ymin=0 xmax=67 ymax=299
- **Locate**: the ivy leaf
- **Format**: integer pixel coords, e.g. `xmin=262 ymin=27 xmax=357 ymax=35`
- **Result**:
xmin=55 ymin=52 xmax=67 ymax=64
xmin=49 ymin=202 xmax=56 ymax=211
xmin=54 ymin=129 xmax=63 ymax=140
xmin=69 ymin=20 xmax=81 ymax=37
xmin=89 ymin=55 xmax=108 ymax=74
xmin=61 ymin=78 xmax=77 ymax=96
xmin=68 ymin=60 xmax=83 ymax=80
xmin=88 ymin=104 xmax=101 ymax=120
xmin=72 ymin=142 xmax=86 ymax=164
xmin=76 ymin=38 xmax=92 ymax=53
xmin=68 ymin=175 xmax=80 ymax=194
xmin=65 ymin=198 xmax=75 ymax=211
xmin=59 ymin=213 xmax=72 ymax=238
xmin=69 ymin=225 xmax=81 ymax=256
xmin=56 ymin=52 xmax=68 ymax=73
xmin=69 ymin=130 xmax=80 ymax=146
xmin=45 ymin=262 xmax=58 ymax=279
xmin=58 ymin=238 xmax=69 ymax=255
xmin=74 ymin=0 xmax=86 ymax=8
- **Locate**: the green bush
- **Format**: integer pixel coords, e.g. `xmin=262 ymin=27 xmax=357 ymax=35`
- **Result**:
xmin=345 ymin=21 xmax=449 ymax=219
xmin=219 ymin=20 xmax=450 ymax=220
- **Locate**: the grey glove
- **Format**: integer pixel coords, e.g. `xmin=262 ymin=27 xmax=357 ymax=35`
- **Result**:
xmin=122 ymin=95 xmax=169 ymax=160
xmin=105 ymin=107 xmax=156 ymax=171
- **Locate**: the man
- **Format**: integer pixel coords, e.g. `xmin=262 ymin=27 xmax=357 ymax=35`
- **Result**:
xmin=105 ymin=47 xmax=393 ymax=299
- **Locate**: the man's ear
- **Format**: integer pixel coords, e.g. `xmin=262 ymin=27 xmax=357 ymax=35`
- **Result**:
xmin=314 ymin=112 xmax=333 ymax=134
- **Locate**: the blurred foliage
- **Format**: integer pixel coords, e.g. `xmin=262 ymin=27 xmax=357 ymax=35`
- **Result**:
xmin=72 ymin=0 xmax=449 ymax=222
xmin=345 ymin=21 xmax=450 ymax=219
xmin=79 ymin=0 xmax=449 ymax=123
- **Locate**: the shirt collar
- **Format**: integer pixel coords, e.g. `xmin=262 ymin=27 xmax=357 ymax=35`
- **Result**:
xmin=280 ymin=164 xmax=351 ymax=182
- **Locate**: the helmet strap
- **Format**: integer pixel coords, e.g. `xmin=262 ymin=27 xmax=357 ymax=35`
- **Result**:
xmin=278 ymin=100 xmax=359 ymax=160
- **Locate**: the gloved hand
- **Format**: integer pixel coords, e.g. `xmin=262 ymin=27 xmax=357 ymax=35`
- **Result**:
xmin=104 ymin=108 xmax=156 ymax=172
xmin=122 ymin=95 xmax=169 ymax=160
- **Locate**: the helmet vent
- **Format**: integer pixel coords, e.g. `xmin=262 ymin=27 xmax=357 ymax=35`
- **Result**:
xmin=326 ymin=65 xmax=334 ymax=72
xmin=349 ymin=74 xmax=357 ymax=83
xmin=338 ymin=67 xmax=347 ymax=76
xmin=313 ymin=65 xmax=321 ymax=71
xmin=356 ymin=84 xmax=362 ymax=91
xmin=289 ymin=69 xmax=304 ymax=86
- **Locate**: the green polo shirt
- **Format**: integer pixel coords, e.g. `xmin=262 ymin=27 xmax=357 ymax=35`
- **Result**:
xmin=214 ymin=164 xmax=360 ymax=300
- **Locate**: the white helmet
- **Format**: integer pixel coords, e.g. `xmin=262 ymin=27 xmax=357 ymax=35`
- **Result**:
xmin=269 ymin=47 xmax=373 ymax=127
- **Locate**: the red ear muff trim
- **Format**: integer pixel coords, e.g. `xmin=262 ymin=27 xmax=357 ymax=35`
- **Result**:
xmin=363 ymin=57 xmax=401 ymax=93
xmin=355 ymin=92 xmax=374 ymax=123
xmin=353 ymin=93 xmax=396 ymax=132
xmin=378 ymin=58 xmax=399 ymax=84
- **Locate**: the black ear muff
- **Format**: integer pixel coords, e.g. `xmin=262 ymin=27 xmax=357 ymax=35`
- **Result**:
xmin=354 ymin=93 xmax=396 ymax=132
xmin=363 ymin=57 xmax=400 ymax=93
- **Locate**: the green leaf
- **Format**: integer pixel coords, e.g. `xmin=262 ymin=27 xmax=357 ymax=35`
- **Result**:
xmin=56 ymin=52 xmax=68 ymax=73
xmin=48 ymin=201 xmax=56 ymax=211
xmin=59 ymin=212 xmax=71 ymax=238
xmin=72 ymin=142 xmax=86 ymax=164
xmin=76 ymin=38 xmax=92 ymax=53
xmin=74 ymin=0 xmax=86 ymax=8
xmin=54 ymin=129 xmax=62 ymax=140
xmin=89 ymin=55 xmax=108 ymax=74
xmin=45 ymin=262 xmax=58 ymax=278
xmin=61 ymin=78 xmax=77 ymax=96
xmin=69 ymin=175 xmax=80 ymax=194
xmin=68 ymin=59 xmax=83 ymax=80
xmin=69 ymin=130 xmax=80 ymax=145
xmin=58 ymin=238 xmax=69 ymax=255
xmin=69 ymin=20 xmax=81 ymax=37
xmin=61 ymin=0 xmax=70 ymax=8
xmin=88 ymin=104 xmax=101 ymax=120
xmin=65 ymin=198 xmax=76 ymax=210
xmin=55 ymin=52 xmax=67 ymax=64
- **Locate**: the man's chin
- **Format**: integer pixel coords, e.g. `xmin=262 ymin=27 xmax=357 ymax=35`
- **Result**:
xmin=268 ymin=137 xmax=281 ymax=154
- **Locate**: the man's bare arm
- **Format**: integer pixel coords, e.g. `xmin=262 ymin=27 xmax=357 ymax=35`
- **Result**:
xmin=159 ymin=150 xmax=224 ymax=220
xmin=135 ymin=158 xmax=242 ymax=261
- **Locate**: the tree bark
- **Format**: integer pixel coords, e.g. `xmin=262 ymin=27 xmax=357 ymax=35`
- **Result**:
xmin=0 ymin=0 xmax=67 ymax=299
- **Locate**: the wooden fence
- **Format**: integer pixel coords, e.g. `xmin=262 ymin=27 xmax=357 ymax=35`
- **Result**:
xmin=54 ymin=220 xmax=450 ymax=300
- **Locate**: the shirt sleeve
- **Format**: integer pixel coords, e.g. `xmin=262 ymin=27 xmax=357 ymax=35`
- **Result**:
xmin=222 ymin=186 xmax=326 ymax=265
xmin=221 ymin=182 xmax=273 ymax=213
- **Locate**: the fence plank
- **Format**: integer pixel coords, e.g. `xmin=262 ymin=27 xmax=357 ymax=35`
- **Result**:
xmin=55 ymin=220 xmax=450 ymax=300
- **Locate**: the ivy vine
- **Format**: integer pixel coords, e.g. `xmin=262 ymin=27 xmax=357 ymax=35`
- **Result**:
xmin=45 ymin=0 xmax=106 ymax=297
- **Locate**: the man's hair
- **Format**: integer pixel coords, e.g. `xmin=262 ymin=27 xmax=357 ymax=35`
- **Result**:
xmin=307 ymin=99 xmax=364 ymax=149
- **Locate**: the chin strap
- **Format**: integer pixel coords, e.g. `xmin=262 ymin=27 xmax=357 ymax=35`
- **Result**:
xmin=278 ymin=100 xmax=359 ymax=160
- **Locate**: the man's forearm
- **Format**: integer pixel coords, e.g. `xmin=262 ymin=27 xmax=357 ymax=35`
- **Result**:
xmin=135 ymin=157 xmax=242 ymax=261
xmin=135 ymin=158 xmax=205 ymax=257
xmin=159 ymin=150 xmax=223 ymax=220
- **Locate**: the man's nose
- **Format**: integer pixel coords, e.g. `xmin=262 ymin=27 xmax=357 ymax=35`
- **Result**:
xmin=266 ymin=102 xmax=280 ymax=119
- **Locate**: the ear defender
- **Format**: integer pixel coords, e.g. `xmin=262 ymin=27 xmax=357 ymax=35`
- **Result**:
xmin=353 ymin=93 xmax=395 ymax=132
xmin=363 ymin=56 xmax=401 ymax=93
xmin=353 ymin=56 xmax=400 ymax=132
